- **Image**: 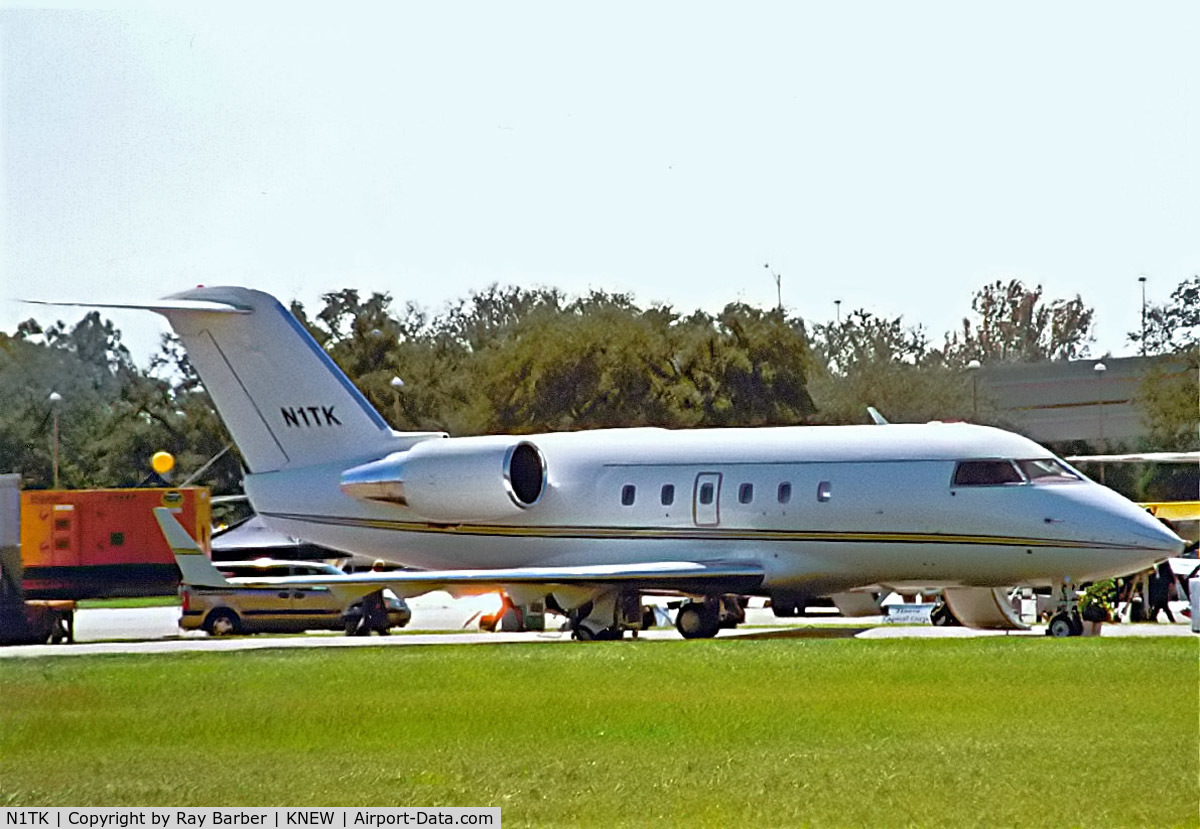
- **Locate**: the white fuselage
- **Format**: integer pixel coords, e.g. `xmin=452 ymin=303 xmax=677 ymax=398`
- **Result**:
xmin=244 ymin=422 xmax=1181 ymax=598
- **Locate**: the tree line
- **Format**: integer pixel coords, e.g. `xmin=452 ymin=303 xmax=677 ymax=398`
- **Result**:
xmin=1 ymin=276 xmax=1195 ymax=502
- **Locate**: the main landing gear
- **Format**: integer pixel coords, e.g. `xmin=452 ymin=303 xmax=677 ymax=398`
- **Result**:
xmin=674 ymin=596 xmax=745 ymax=640
xmin=566 ymin=592 xmax=745 ymax=640
xmin=568 ymin=592 xmax=645 ymax=641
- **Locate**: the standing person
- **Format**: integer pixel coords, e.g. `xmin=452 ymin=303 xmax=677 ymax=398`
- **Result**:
xmin=354 ymin=560 xmax=392 ymax=636
xmin=1148 ymin=561 xmax=1177 ymax=623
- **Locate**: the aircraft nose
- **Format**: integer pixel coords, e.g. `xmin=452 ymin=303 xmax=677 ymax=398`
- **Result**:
xmin=1067 ymin=486 xmax=1187 ymax=559
xmin=1109 ymin=501 xmax=1187 ymax=557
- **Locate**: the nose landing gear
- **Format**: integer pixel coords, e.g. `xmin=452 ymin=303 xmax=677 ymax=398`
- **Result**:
xmin=1046 ymin=611 xmax=1083 ymax=637
xmin=1045 ymin=581 xmax=1084 ymax=637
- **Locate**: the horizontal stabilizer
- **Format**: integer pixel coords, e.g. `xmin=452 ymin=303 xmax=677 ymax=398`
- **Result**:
xmin=26 ymin=298 xmax=250 ymax=314
xmin=154 ymin=508 xmax=230 ymax=588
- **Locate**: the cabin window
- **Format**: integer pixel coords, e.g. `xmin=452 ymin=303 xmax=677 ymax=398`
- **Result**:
xmin=621 ymin=485 xmax=636 ymax=506
xmin=738 ymin=483 xmax=754 ymax=504
xmin=1017 ymin=459 xmax=1080 ymax=483
xmin=698 ymin=482 xmax=715 ymax=505
xmin=777 ymin=483 xmax=792 ymax=504
xmin=661 ymin=484 xmax=675 ymax=506
xmin=817 ymin=481 xmax=832 ymax=503
xmin=952 ymin=460 xmax=1023 ymax=487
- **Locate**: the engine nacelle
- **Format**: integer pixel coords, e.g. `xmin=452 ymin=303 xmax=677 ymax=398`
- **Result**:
xmin=339 ymin=436 xmax=547 ymax=523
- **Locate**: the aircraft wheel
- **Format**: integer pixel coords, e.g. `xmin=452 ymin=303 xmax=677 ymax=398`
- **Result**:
xmin=771 ymin=601 xmax=798 ymax=618
xmin=1047 ymin=613 xmax=1076 ymax=638
xmin=574 ymin=625 xmax=620 ymax=641
xmin=205 ymin=609 xmax=241 ymax=637
xmin=47 ymin=611 xmax=68 ymax=644
xmin=675 ymin=602 xmax=719 ymax=639
xmin=1069 ymin=612 xmax=1084 ymax=636
xmin=343 ymin=606 xmax=363 ymax=635
xmin=641 ymin=607 xmax=657 ymax=630
xmin=931 ymin=603 xmax=960 ymax=626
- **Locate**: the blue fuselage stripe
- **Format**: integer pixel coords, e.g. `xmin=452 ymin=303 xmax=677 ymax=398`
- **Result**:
xmin=272 ymin=299 xmax=392 ymax=431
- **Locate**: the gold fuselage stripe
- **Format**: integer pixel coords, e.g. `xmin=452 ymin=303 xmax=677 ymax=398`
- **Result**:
xmin=261 ymin=512 xmax=1144 ymax=552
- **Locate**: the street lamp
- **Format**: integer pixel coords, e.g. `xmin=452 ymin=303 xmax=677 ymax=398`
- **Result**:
xmin=1138 ymin=276 xmax=1148 ymax=356
xmin=966 ymin=360 xmax=981 ymax=420
xmin=1094 ymin=362 xmax=1107 ymax=483
xmin=48 ymin=392 xmax=62 ymax=489
xmin=390 ymin=376 xmax=405 ymax=426
xmin=764 ymin=263 xmax=781 ymax=311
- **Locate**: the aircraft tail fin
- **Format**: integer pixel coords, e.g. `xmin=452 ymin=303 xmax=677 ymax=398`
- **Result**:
xmin=148 ymin=287 xmax=403 ymax=473
xmin=155 ymin=507 xmax=229 ymax=588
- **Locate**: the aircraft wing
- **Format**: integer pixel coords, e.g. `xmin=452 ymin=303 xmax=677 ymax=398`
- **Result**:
xmin=256 ymin=560 xmax=764 ymax=601
xmin=156 ymin=508 xmax=763 ymax=601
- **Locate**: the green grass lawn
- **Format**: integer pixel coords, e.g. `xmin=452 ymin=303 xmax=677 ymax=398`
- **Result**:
xmin=76 ymin=596 xmax=180 ymax=609
xmin=1 ymin=638 xmax=1196 ymax=827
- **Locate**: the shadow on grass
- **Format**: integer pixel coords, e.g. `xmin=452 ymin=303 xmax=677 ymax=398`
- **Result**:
xmin=730 ymin=626 xmax=873 ymax=640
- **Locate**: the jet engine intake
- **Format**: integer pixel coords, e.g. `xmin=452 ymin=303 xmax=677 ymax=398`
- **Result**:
xmin=340 ymin=437 xmax=547 ymax=522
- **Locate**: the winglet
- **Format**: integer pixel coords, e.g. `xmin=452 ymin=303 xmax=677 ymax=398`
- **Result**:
xmin=867 ymin=406 xmax=890 ymax=425
xmin=154 ymin=507 xmax=229 ymax=588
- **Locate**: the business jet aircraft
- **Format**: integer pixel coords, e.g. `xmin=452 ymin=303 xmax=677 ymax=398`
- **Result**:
xmin=45 ymin=287 xmax=1184 ymax=638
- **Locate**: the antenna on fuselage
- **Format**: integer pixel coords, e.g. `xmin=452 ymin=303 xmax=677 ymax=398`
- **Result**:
xmin=866 ymin=407 xmax=890 ymax=425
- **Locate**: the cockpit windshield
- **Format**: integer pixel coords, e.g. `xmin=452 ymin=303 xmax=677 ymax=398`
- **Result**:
xmin=1016 ymin=458 xmax=1080 ymax=483
xmin=952 ymin=458 xmax=1080 ymax=487
xmin=952 ymin=460 xmax=1023 ymax=486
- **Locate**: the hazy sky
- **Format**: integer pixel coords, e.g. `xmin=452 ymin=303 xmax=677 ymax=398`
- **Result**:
xmin=2 ymin=2 xmax=1197 ymax=367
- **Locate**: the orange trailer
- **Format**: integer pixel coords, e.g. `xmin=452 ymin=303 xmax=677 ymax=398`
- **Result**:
xmin=20 ymin=487 xmax=211 ymax=599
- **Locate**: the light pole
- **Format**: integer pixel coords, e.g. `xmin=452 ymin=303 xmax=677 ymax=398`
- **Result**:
xmin=1094 ymin=362 xmax=1107 ymax=483
xmin=390 ymin=376 xmax=405 ymax=426
xmin=48 ymin=392 xmax=62 ymax=489
xmin=966 ymin=359 xmax=981 ymax=420
xmin=764 ymin=263 xmax=781 ymax=311
xmin=1138 ymin=276 xmax=1147 ymax=356
xmin=834 ymin=299 xmax=842 ymax=324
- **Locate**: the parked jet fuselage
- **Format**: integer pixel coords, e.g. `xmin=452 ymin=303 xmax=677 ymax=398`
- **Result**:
xmin=42 ymin=286 xmax=1183 ymax=637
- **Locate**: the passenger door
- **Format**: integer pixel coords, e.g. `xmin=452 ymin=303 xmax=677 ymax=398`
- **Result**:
xmin=693 ymin=472 xmax=722 ymax=526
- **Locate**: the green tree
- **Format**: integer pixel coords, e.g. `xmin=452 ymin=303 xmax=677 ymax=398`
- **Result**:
xmin=439 ymin=283 xmax=566 ymax=352
xmin=0 ymin=313 xmax=170 ymax=487
xmin=1128 ymin=276 xmax=1199 ymax=453
xmin=946 ymin=279 xmax=1094 ymax=363
xmin=807 ymin=310 xmax=970 ymax=424
xmin=0 ymin=311 xmax=244 ymax=494
xmin=671 ymin=305 xmax=816 ymax=427
xmin=469 ymin=296 xmax=681 ymax=432
xmin=1128 ymin=275 xmax=1199 ymax=356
